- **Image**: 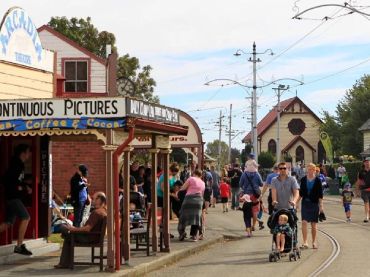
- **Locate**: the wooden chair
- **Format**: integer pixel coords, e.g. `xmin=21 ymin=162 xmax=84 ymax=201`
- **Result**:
xmin=130 ymin=208 xmax=151 ymax=256
xmin=70 ymin=217 xmax=107 ymax=271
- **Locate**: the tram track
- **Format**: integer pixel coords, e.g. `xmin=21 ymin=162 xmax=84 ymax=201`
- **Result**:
xmin=308 ymin=229 xmax=341 ymax=277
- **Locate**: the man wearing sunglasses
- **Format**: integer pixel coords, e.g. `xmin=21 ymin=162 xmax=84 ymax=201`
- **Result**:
xmin=271 ymin=162 xmax=300 ymax=210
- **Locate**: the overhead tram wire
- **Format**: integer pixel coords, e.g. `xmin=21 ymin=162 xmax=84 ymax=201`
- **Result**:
xmin=236 ymin=7 xmax=345 ymax=83
xmin=291 ymin=56 xmax=370 ymax=88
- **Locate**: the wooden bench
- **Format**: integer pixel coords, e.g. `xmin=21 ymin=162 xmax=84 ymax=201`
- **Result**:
xmin=70 ymin=217 xmax=107 ymax=271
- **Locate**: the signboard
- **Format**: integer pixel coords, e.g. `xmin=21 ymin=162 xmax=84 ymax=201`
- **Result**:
xmin=0 ymin=117 xmax=126 ymax=131
xmin=0 ymin=97 xmax=126 ymax=120
xmin=0 ymin=7 xmax=53 ymax=72
xmin=127 ymin=98 xmax=179 ymax=124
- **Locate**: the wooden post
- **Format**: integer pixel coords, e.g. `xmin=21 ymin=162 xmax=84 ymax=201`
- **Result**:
xmin=161 ymin=149 xmax=172 ymax=252
xmin=102 ymin=131 xmax=116 ymax=272
xmin=122 ymin=147 xmax=132 ymax=263
xmin=149 ymin=148 xmax=159 ymax=252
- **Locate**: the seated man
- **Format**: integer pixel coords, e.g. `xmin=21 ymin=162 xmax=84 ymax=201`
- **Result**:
xmin=54 ymin=192 xmax=107 ymax=269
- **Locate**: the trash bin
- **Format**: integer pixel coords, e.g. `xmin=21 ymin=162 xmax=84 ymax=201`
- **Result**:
xmin=327 ymin=179 xmax=340 ymax=195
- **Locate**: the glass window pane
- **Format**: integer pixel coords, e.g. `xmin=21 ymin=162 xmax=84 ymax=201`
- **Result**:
xmin=77 ymin=62 xmax=87 ymax=80
xmin=65 ymin=81 xmax=76 ymax=92
xmin=77 ymin=81 xmax=87 ymax=92
xmin=65 ymin=62 xmax=76 ymax=80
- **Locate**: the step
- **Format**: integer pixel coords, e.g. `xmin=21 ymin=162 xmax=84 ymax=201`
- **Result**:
xmin=0 ymin=239 xmax=60 ymax=265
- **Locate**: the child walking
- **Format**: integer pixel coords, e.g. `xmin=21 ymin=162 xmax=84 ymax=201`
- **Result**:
xmin=273 ymin=214 xmax=293 ymax=253
xmin=219 ymin=178 xmax=230 ymax=212
xmin=342 ymin=183 xmax=354 ymax=222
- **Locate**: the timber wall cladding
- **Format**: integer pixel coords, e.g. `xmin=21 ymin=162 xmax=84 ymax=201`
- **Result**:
xmin=51 ymin=136 xmax=107 ymax=199
xmin=39 ymin=30 xmax=107 ymax=93
xmin=0 ymin=63 xmax=53 ymax=99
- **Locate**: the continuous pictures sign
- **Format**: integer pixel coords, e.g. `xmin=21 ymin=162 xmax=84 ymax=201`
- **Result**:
xmin=0 ymin=7 xmax=53 ymax=72
xmin=127 ymin=99 xmax=179 ymax=124
xmin=0 ymin=97 xmax=126 ymax=120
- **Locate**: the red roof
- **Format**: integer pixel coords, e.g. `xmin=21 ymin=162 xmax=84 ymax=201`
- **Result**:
xmin=242 ymin=96 xmax=322 ymax=143
xmin=242 ymin=97 xmax=296 ymax=143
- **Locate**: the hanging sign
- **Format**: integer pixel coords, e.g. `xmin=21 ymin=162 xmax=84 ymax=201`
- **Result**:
xmin=0 ymin=7 xmax=53 ymax=71
xmin=127 ymin=98 xmax=179 ymax=124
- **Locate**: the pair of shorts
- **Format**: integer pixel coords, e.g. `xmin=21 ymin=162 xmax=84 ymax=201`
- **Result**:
xmin=203 ymin=188 xmax=212 ymax=202
xmin=221 ymin=197 xmax=228 ymax=203
xmin=157 ymin=196 xmax=163 ymax=208
xmin=5 ymin=199 xmax=30 ymax=224
xmin=343 ymin=203 xmax=351 ymax=212
xmin=361 ymin=190 xmax=370 ymax=203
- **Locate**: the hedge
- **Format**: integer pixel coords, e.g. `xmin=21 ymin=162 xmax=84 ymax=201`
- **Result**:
xmin=324 ymin=161 xmax=363 ymax=185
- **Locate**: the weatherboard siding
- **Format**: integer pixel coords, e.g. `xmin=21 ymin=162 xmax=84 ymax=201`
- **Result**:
xmin=39 ymin=30 xmax=107 ymax=93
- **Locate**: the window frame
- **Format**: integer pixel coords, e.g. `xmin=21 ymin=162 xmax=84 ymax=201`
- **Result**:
xmin=62 ymin=58 xmax=91 ymax=93
xmin=267 ymin=139 xmax=277 ymax=156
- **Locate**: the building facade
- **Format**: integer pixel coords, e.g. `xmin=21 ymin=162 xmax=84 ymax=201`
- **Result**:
xmin=243 ymin=97 xmax=324 ymax=165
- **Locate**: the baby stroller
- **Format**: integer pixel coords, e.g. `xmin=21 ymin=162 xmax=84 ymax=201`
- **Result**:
xmin=267 ymin=208 xmax=301 ymax=262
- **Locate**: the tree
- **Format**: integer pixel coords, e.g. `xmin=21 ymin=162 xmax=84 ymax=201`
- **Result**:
xmin=170 ymin=148 xmax=187 ymax=164
xmin=241 ymin=144 xmax=252 ymax=165
xmin=320 ymin=111 xmax=341 ymax=155
xmin=258 ymin=151 xmax=275 ymax=169
xmin=336 ymin=75 xmax=370 ymax=156
xmin=205 ymin=140 xmax=229 ymax=167
xmin=48 ymin=16 xmax=159 ymax=103
xmin=230 ymin=148 xmax=241 ymax=164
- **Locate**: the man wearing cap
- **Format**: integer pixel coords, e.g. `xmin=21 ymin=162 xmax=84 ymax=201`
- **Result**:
xmin=70 ymin=164 xmax=90 ymax=227
xmin=357 ymin=157 xmax=370 ymax=223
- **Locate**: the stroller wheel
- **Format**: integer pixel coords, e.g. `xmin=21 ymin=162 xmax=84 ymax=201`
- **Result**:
xmin=269 ymin=253 xmax=273 ymax=262
xmin=294 ymin=254 xmax=297 ymax=261
xmin=297 ymin=250 xmax=301 ymax=259
xmin=289 ymin=253 xmax=294 ymax=262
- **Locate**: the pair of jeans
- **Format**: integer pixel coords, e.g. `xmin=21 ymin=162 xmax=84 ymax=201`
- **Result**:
xmin=73 ymin=201 xmax=86 ymax=227
xmin=231 ymin=187 xmax=240 ymax=209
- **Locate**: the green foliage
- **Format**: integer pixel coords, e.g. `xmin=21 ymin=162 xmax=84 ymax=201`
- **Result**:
xmin=258 ymin=151 xmax=276 ymax=169
xmin=320 ymin=111 xmax=341 ymax=155
xmin=324 ymin=161 xmax=362 ymax=185
xmin=241 ymin=144 xmax=252 ymax=165
xmin=48 ymin=16 xmax=158 ymax=103
xmin=336 ymin=75 xmax=370 ymax=156
xmin=283 ymin=152 xmax=292 ymax=163
xmin=205 ymin=140 xmax=229 ymax=167
xmin=170 ymin=148 xmax=187 ymax=164
xmin=230 ymin=148 xmax=241 ymax=164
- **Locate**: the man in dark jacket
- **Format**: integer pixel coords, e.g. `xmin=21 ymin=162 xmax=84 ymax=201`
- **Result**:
xmin=70 ymin=164 xmax=90 ymax=227
xmin=0 ymin=144 xmax=32 ymax=255
xmin=229 ymin=164 xmax=242 ymax=210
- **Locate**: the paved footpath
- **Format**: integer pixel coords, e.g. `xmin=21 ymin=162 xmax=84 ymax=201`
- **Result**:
xmin=1 ymin=195 xmax=369 ymax=276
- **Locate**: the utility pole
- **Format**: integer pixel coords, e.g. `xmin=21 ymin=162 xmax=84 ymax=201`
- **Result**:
xmin=228 ymin=104 xmax=232 ymax=164
xmin=272 ymin=85 xmax=289 ymax=163
xmin=218 ymin=110 xmax=222 ymax=172
xmin=249 ymin=42 xmax=260 ymax=164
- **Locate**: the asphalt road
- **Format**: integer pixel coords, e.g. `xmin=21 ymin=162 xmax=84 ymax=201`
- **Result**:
xmin=149 ymin=197 xmax=370 ymax=277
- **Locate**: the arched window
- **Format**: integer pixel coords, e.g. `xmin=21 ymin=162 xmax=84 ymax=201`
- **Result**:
xmin=268 ymin=139 xmax=276 ymax=155
xmin=296 ymin=145 xmax=304 ymax=163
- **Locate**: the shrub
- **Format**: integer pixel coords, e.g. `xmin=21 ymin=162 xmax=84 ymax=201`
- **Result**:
xmin=324 ymin=161 xmax=362 ymax=184
xmin=258 ymin=151 xmax=276 ymax=169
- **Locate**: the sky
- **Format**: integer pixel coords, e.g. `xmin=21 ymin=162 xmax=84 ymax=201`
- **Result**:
xmin=1 ymin=0 xmax=370 ymax=151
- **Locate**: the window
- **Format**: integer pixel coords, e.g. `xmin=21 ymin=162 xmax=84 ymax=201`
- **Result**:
xmin=268 ymin=139 xmax=276 ymax=155
xmin=64 ymin=60 xmax=88 ymax=92
xmin=296 ymin=145 xmax=304 ymax=163
xmin=288 ymin=118 xmax=306 ymax=135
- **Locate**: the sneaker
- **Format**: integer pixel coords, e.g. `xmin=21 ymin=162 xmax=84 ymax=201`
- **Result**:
xmin=14 ymin=244 xmax=32 ymax=256
xmin=179 ymin=233 xmax=186 ymax=241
